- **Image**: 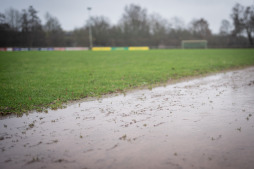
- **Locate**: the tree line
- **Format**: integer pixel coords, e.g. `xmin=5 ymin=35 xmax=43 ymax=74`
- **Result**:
xmin=0 ymin=3 xmax=253 ymax=48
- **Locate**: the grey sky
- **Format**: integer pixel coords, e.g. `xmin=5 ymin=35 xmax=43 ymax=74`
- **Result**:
xmin=0 ymin=0 xmax=253 ymax=33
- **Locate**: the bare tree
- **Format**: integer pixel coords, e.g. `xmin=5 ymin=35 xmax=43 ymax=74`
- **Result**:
xmin=149 ymin=13 xmax=169 ymax=47
xmin=88 ymin=16 xmax=111 ymax=46
xmin=44 ymin=12 xmax=64 ymax=46
xmin=169 ymin=16 xmax=185 ymax=30
xmin=119 ymin=4 xmax=150 ymax=45
xmin=28 ymin=6 xmax=41 ymax=31
xmin=21 ymin=9 xmax=29 ymax=32
xmin=231 ymin=3 xmax=244 ymax=36
xmin=44 ymin=12 xmax=62 ymax=32
xmin=149 ymin=13 xmax=168 ymax=34
xmin=231 ymin=3 xmax=254 ymax=46
xmin=243 ymin=5 xmax=254 ymax=46
xmin=0 ymin=13 xmax=5 ymax=24
xmin=190 ymin=18 xmax=211 ymax=39
xmin=219 ymin=19 xmax=232 ymax=35
xmin=19 ymin=6 xmax=45 ymax=47
xmin=72 ymin=27 xmax=89 ymax=47
xmin=4 ymin=8 xmax=21 ymax=31
xmin=0 ymin=12 xmax=11 ymax=47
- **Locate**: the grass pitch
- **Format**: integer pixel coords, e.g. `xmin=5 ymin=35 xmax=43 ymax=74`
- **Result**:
xmin=1 ymin=49 xmax=254 ymax=115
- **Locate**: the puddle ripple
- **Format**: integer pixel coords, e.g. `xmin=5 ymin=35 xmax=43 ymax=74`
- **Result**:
xmin=1 ymin=67 xmax=254 ymax=169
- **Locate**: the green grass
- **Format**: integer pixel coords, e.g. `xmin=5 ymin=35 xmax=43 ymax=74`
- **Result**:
xmin=1 ymin=49 xmax=254 ymax=115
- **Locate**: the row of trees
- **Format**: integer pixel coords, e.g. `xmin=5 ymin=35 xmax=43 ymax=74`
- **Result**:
xmin=0 ymin=6 xmax=65 ymax=47
xmin=0 ymin=3 xmax=253 ymax=48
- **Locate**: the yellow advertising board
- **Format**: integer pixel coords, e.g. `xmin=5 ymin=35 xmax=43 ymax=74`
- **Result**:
xmin=128 ymin=46 xmax=149 ymax=51
xmin=92 ymin=47 xmax=112 ymax=51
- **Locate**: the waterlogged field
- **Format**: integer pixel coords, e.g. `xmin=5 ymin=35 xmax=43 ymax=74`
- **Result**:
xmin=1 ymin=67 xmax=254 ymax=169
xmin=0 ymin=49 xmax=254 ymax=115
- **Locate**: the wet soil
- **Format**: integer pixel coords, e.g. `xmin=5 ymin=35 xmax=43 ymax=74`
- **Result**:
xmin=1 ymin=67 xmax=254 ymax=169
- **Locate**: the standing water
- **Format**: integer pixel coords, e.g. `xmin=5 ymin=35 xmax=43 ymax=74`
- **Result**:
xmin=1 ymin=67 xmax=254 ymax=169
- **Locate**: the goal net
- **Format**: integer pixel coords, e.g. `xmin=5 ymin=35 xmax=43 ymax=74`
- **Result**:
xmin=181 ymin=40 xmax=208 ymax=49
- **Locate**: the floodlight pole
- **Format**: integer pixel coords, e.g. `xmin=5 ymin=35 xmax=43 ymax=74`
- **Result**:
xmin=87 ymin=7 xmax=93 ymax=50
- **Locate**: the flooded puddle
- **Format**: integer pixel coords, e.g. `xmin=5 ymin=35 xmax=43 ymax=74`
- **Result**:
xmin=1 ymin=67 xmax=254 ymax=169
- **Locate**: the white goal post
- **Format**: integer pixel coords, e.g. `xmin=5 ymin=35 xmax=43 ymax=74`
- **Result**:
xmin=181 ymin=40 xmax=208 ymax=49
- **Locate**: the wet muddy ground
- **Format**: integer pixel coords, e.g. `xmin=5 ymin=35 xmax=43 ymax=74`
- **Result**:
xmin=1 ymin=67 xmax=254 ymax=169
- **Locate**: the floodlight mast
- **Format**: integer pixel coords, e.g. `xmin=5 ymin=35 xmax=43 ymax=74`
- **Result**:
xmin=87 ymin=7 xmax=93 ymax=49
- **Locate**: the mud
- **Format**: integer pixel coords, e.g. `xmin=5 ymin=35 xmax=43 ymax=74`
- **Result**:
xmin=1 ymin=67 xmax=254 ymax=169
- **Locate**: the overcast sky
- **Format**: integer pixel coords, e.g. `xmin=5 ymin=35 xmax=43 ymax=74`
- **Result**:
xmin=1 ymin=0 xmax=253 ymax=33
